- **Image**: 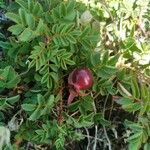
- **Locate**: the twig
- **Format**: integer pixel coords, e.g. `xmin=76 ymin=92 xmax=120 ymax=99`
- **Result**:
xmin=108 ymin=78 xmax=118 ymax=120
xmin=103 ymin=125 xmax=112 ymax=150
xmin=19 ymin=68 xmax=30 ymax=77
xmin=70 ymin=110 xmax=79 ymax=117
xmin=102 ymin=94 xmax=112 ymax=150
xmin=102 ymin=94 xmax=109 ymax=116
xmin=84 ymin=127 xmax=91 ymax=150
xmin=83 ymin=134 xmax=103 ymax=142
xmin=93 ymin=125 xmax=98 ymax=150
xmin=91 ymin=92 xmax=98 ymax=150
xmin=52 ymin=109 xmax=58 ymax=117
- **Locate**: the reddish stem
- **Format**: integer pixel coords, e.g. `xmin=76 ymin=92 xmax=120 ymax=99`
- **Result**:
xmin=67 ymin=89 xmax=78 ymax=105
xmin=58 ymin=88 xmax=63 ymax=125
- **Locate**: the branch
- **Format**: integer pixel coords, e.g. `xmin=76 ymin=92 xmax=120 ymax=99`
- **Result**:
xmin=91 ymin=93 xmax=98 ymax=150
xmin=103 ymin=126 xmax=112 ymax=150
xmin=102 ymin=94 xmax=112 ymax=150
xmin=84 ymin=127 xmax=91 ymax=150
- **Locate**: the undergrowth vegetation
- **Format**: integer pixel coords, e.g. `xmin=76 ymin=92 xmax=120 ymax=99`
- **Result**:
xmin=0 ymin=0 xmax=150 ymax=149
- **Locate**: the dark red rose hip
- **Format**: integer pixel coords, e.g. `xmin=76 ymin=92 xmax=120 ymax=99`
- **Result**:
xmin=67 ymin=68 xmax=93 ymax=105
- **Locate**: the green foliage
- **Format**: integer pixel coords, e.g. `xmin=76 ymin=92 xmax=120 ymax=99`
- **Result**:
xmin=0 ymin=95 xmax=20 ymax=111
xmin=90 ymin=51 xmax=119 ymax=95
xmin=0 ymin=66 xmax=20 ymax=88
xmin=0 ymin=0 xmax=150 ymax=149
xmin=125 ymin=117 xmax=150 ymax=150
xmin=22 ymin=94 xmax=55 ymax=121
xmin=117 ymin=77 xmax=150 ymax=115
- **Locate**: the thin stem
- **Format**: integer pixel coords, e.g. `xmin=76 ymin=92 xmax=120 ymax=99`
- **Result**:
xmin=84 ymin=127 xmax=91 ymax=150
xmin=91 ymin=92 xmax=98 ymax=150
xmin=67 ymin=89 xmax=77 ymax=105
xmin=83 ymin=134 xmax=103 ymax=142
xmin=93 ymin=125 xmax=98 ymax=150
xmin=102 ymin=94 xmax=112 ymax=150
xmin=103 ymin=126 xmax=112 ymax=150
xmin=102 ymin=94 xmax=109 ymax=116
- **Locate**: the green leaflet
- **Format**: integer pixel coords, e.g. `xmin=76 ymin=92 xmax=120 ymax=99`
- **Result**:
xmin=22 ymin=94 xmax=55 ymax=121
xmin=0 ymin=66 xmax=20 ymax=88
